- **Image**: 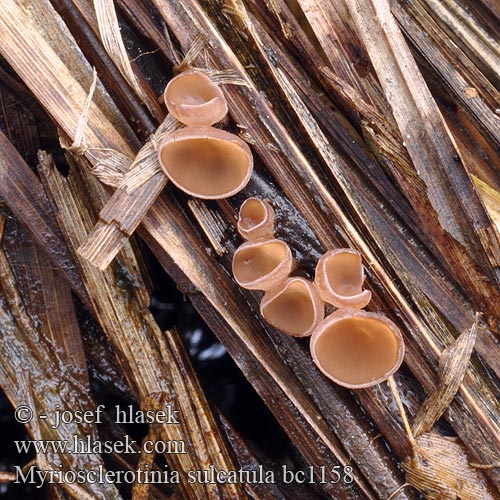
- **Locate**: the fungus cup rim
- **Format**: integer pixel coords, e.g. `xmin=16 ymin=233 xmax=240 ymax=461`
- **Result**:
xmin=260 ymin=276 xmax=324 ymax=337
xmin=310 ymin=308 xmax=405 ymax=389
xmin=164 ymin=70 xmax=228 ymax=126
xmin=232 ymin=238 xmax=293 ymax=291
xmin=238 ymin=197 xmax=275 ymax=240
xmin=315 ymin=248 xmax=372 ymax=309
xmin=158 ymin=126 xmax=253 ymax=199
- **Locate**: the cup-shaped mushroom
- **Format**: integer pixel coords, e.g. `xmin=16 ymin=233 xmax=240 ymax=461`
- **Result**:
xmin=158 ymin=127 xmax=253 ymax=199
xmin=232 ymin=239 xmax=293 ymax=291
xmin=260 ymin=277 xmax=324 ymax=337
xmin=237 ymin=198 xmax=275 ymax=241
xmin=310 ymin=309 xmax=405 ymax=389
xmin=164 ymin=70 xmax=228 ymax=126
xmin=315 ymin=249 xmax=372 ymax=309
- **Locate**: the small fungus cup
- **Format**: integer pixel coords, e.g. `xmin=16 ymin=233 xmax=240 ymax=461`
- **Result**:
xmin=260 ymin=277 xmax=324 ymax=337
xmin=164 ymin=70 xmax=228 ymax=126
xmin=310 ymin=309 xmax=405 ymax=389
xmin=232 ymin=239 xmax=293 ymax=291
xmin=315 ymin=248 xmax=372 ymax=309
xmin=237 ymin=198 xmax=275 ymax=241
xmin=158 ymin=126 xmax=253 ymax=199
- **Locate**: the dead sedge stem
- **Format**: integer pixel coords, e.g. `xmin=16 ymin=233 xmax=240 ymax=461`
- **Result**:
xmin=387 ymin=376 xmax=417 ymax=453
xmin=67 ymin=68 xmax=97 ymax=155
xmin=412 ymin=314 xmax=479 ymax=437
xmin=470 ymin=463 xmax=500 ymax=469
xmin=131 ymin=428 xmax=158 ymax=500
xmin=386 ymin=483 xmax=411 ymax=500
xmin=120 ymin=113 xmax=177 ymax=193
xmin=93 ymin=0 xmax=150 ymax=110
xmin=203 ymin=68 xmax=251 ymax=87
xmin=174 ymin=34 xmax=207 ymax=73
xmin=0 ymin=217 xmax=47 ymax=345
xmin=0 ymin=472 xmax=16 ymax=483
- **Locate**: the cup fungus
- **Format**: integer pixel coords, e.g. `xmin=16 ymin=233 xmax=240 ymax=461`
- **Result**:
xmin=260 ymin=277 xmax=324 ymax=337
xmin=158 ymin=126 xmax=253 ymax=199
xmin=310 ymin=309 xmax=405 ymax=389
xmin=164 ymin=70 xmax=228 ymax=126
xmin=232 ymin=239 xmax=293 ymax=290
xmin=237 ymin=197 xmax=275 ymax=241
xmin=315 ymin=248 xmax=372 ymax=309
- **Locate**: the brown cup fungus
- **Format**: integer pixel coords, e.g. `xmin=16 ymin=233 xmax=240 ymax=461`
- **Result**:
xmin=315 ymin=248 xmax=372 ymax=309
xmin=158 ymin=126 xmax=253 ymax=199
xmin=164 ymin=70 xmax=228 ymax=126
xmin=232 ymin=239 xmax=293 ymax=291
xmin=310 ymin=309 xmax=405 ymax=389
xmin=237 ymin=198 xmax=275 ymax=241
xmin=261 ymin=277 xmax=324 ymax=337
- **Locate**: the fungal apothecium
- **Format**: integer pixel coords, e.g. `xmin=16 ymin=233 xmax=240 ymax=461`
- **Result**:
xmin=310 ymin=309 xmax=404 ymax=388
xmin=237 ymin=197 xmax=275 ymax=241
xmin=158 ymin=126 xmax=252 ymax=199
xmin=85 ymin=67 xmax=404 ymax=389
xmin=232 ymin=197 xmax=405 ymax=389
xmin=315 ymin=249 xmax=372 ymax=309
xmin=164 ymin=70 xmax=228 ymax=126
xmin=260 ymin=277 xmax=324 ymax=337
xmin=158 ymin=69 xmax=253 ymax=199
xmin=232 ymin=239 xmax=294 ymax=291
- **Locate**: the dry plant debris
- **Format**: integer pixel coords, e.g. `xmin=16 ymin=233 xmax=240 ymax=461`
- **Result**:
xmin=395 ymin=317 xmax=500 ymax=499
xmin=402 ymin=433 xmax=499 ymax=500
xmin=0 ymin=0 xmax=499 ymax=498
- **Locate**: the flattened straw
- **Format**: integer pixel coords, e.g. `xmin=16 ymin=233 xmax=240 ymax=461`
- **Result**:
xmin=162 ymin=24 xmax=183 ymax=65
xmin=0 ymin=472 xmax=16 ymax=483
xmin=470 ymin=462 xmax=500 ymax=469
xmin=93 ymin=0 xmax=149 ymax=108
xmin=120 ymin=114 xmax=178 ymax=193
xmin=412 ymin=314 xmax=479 ymax=437
xmin=66 ymin=68 xmax=97 ymax=155
xmin=174 ymin=34 xmax=207 ymax=73
xmin=131 ymin=429 xmax=158 ymax=500
xmin=385 ymin=483 xmax=411 ymax=500
xmin=87 ymin=148 xmax=132 ymax=187
xmin=203 ymin=68 xmax=251 ymax=87
xmin=388 ymin=376 xmax=417 ymax=453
